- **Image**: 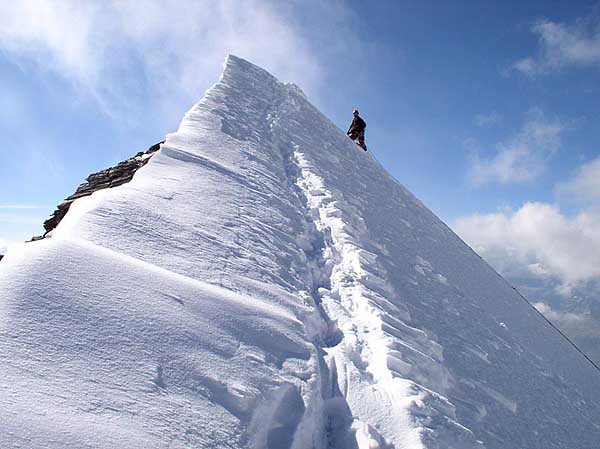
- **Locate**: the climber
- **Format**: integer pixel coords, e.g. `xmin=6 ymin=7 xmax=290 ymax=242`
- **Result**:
xmin=347 ymin=109 xmax=367 ymax=151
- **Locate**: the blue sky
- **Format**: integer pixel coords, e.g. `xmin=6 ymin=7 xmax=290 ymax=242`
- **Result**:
xmin=2 ymin=0 xmax=600 ymax=303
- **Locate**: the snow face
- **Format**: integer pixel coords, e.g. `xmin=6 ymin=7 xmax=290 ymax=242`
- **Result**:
xmin=2 ymin=55 xmax=600 ymax=449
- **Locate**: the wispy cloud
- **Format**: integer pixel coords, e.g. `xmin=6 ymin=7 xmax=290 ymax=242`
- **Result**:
xmin=474 ymin=111 xmax=503 ymax=128
xmin=510 ymin=16 xmax=600 ymax=77
xmin=0 ymin=1 xmax=354 ymax=121
xmin=556 ymin=157 xmax=600 ymax=205
xmin=468 ymin=108 xmax=566 ymax=185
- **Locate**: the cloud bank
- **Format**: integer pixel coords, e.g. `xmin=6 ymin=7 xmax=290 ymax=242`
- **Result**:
xmin=455 ymin=154 xmax=600 ymax=294
xmin=453 ymin=200 xmax=600 ymax=294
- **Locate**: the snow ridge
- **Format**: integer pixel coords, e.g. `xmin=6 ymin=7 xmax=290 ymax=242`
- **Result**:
xmin=3 ymin=55 xmax=600 ymax=449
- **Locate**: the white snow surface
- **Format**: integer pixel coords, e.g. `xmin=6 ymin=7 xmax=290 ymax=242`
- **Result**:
xmin=2 ymin=55 xmax=600 ymax=449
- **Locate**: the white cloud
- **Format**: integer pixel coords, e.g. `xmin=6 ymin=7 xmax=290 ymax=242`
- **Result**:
xmin=0 ymin=0 xmax=350 ymax=120
xmin=474 ymin=111 xmax=502 ymax=128
xmin=534 ymin=302 xmax=586 ymax=324
xmin=533 ymin=302 xmax=600 ymax=351
xmin=556 ymin=157 xmax=600 ymax=204
xmin=453 ymin=202 xmax=600 ymax=293
xmin=511 ymin=18 xmax=600 ymax=77
xmin=468 ymin=109 xmax=566 ymax=185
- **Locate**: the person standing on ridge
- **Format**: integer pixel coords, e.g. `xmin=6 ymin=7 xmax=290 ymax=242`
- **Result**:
xmin=347 ymin=109 xmax=367 ymax=151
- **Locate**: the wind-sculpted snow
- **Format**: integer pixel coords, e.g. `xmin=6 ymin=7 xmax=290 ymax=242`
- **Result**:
xmin=2 ymin=55 xmax=600 ymax=449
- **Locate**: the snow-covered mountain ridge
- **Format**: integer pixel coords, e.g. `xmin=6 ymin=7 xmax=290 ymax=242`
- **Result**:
xmin=2 ymin=55 xmax=600 ymax=449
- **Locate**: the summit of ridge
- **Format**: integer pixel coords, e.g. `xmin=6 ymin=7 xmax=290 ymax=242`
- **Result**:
xmin=222 ymin=54 xmax=279 ymax=87
xmin=221 ymin=54 xmax=308 ymax=102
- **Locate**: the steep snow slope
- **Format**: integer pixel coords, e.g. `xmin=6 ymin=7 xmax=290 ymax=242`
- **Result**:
xmin=2 ymin=55 xmax=600 ymax=449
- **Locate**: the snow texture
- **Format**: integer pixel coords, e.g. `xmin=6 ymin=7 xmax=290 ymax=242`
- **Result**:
xmin=2 ymin=55 xmax=600 ymax=449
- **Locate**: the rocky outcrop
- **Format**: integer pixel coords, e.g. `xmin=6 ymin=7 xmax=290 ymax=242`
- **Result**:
xmin=35 ymin=141 xmax=163 ymax=239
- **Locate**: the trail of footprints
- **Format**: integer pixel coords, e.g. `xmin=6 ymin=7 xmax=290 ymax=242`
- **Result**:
xmin=261 ymin=86 xmax=483 ymax=448
xmin=289 ymin=149 xmax=482 ymax=448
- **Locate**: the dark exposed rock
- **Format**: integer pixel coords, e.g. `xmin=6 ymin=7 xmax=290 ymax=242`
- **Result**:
xmin=33 ymin=141 xmax=163 ymax=240
xmin=29 ymin=236 xmax=45 ymax=242
xmin=0 ymin=254 xmax=3 ymax=262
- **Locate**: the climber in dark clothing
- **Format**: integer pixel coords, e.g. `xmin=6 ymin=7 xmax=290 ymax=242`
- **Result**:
xmin=347 ymin=109 xmax=367 ymax=151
